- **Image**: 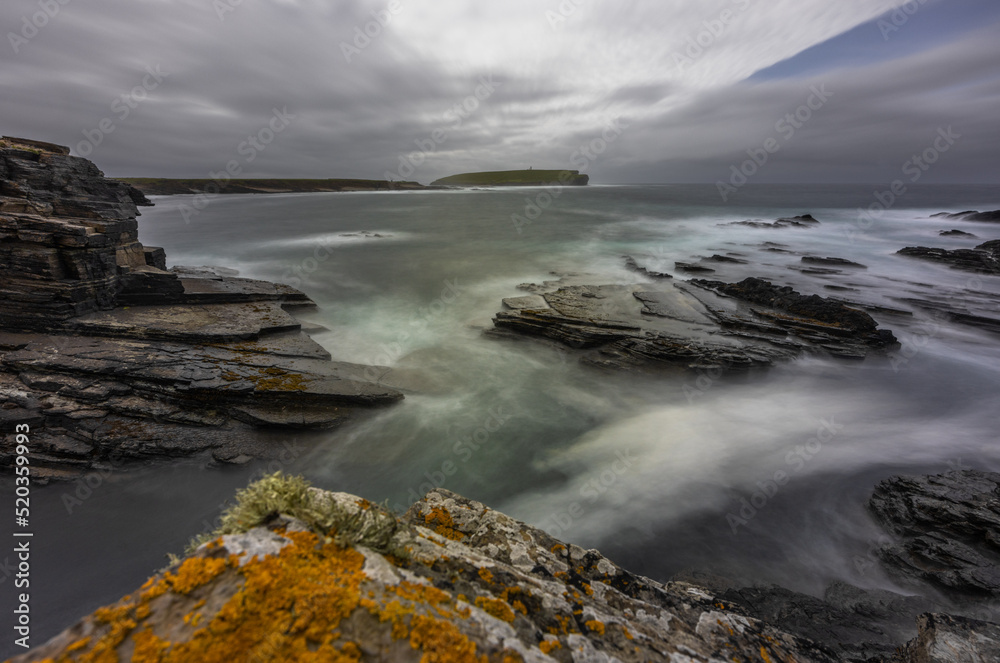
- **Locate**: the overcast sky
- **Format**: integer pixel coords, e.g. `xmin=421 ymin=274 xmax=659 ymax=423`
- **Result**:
xmin=2 ymin=0 xmax=998 ymax=184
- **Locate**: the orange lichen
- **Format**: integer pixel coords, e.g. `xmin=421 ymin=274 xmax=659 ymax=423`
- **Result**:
xmin=585 ymin=620 xmax=605 ymax=635
xmin=131 ymin=628 xmax=169 ymax=662
xmin=760 ymin=645 xmax=774 ymax=663
xmin=169 ymin=556 xmax=229 ymax=594
xmin=478 ymin=567 xmax=494 ymax=583
xmin=408 ymin=614 xmax=480 ymax=663
xmin=539 ymin=639 xmax=562 ymax=654
xmin=424 ymin=507 xmax=466 ymax=541
xmin=623 ymin=626 xmax=634 ymax=640
xmin=42 ymin=526 xmax=506 ymax=663
xmin=474 ymin=597 xmax=516 ymax=623
xmin=550 ymin=544 xmax=566 ymax=555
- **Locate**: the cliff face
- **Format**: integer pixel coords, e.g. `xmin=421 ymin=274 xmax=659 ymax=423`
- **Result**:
xmin=0 ymin=137 xmax=404 ymax=480
xmin=0 ymin=137 xmax=154 ymax=327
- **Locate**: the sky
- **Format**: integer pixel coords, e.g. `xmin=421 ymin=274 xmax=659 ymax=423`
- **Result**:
xmin=1 ymin=0 xmax=998 ymax=184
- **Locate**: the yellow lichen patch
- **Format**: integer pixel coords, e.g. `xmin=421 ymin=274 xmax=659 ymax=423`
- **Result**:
xmin=424 ymin=507 xmax=466 ymax=541
xmin=168 ymin=556 xmax=229 ymax=595
xmin=760 ymin=645 xmax=774 ymax=663
xmin=539 ymin=639 xmax=562 ymax=655
xmin=474 ymin=597 xmax=516 ymax=623
xmin=131 ymin=628 xmax=169 ymax=662
xmin=581 ymin=582 xmax=594 ymax=597
xmin=550 ymin=544 xmax=566 ymax=555
xmin=408 ymin=614 xmax=480 ymax=663
xmin=623 ymin=626 xmax=634 ymax=640
xmin=66 ymin=637 xmax=91 ymax=653
xmin=478 ymin=568 xmax=494 ymax=584
xmin=501 ymin=651 xmax=525 ymax=663
xmin=48 ymin=525 xmax=495 ymax=663
xmin=585 ymin=620 xmax=605 ymax=635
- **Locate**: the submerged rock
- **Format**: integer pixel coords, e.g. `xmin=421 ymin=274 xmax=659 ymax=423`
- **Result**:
xmin=725 ymin=214 xmax=820 ymax=229
xmin=0 ymin=138 xmax=402 ymax=479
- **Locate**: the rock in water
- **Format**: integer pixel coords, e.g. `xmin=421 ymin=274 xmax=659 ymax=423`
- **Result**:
xmin=868 ymin=470 xmax=1000 ymax=600
xmin=492 ymin=275 xmax=898 ymax=372
xmin=0 ymin=137 xmax=403 ymax=479
xmin=897 ymin=241 xmax=1000 ymax=274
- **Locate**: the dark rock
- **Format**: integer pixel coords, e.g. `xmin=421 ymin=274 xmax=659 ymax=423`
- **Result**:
xmin=933 ymin=210 xmax=1000 ymax=223
xmin=940 ymin=229 xmax=977 ymax=237
xmin=868 ymin=470 xmax=1000 ymax=600
xmin=897 ymin=243 xmax=1000 ymax=275
xmin=491 ymin=277 xmax=897 ymax=372
xmin=674 ymin=261 xmax=716 ymax=273
xmin=892 ymin=613 xmax=1000 ymax=662
xmin=623 ymin=255 xmax=672 ymax=279
xmin=802 ymin=256 xmax=868 ymax=269
xmin=0 ymin=139 xmax=404 ymax=479
xmin=778 ymin=213 xmax=820 ymax=224
xmin=727 ymin=214 xmax=820 ymax=229
xmin=706 ymin=254 xmax=749 ymax=264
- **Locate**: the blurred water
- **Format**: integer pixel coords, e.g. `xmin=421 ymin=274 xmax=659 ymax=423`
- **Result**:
xmin=6 ymin=183 xmax=1000 ymax=654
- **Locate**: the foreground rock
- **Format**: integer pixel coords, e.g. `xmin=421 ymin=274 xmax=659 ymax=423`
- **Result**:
xmin=868 ymin=470 xmax=1000 ymax=601
xmin=18 ymin=475 xmax=1000 ymax=662
xmin=491 ymin=273 xmax=898 ymax=372
xmin=891 ymin=613 xmax=1000 ymax=663
xmin=14 ymin=481 xmax=843 ymax=663
xmin=0 ymin=137 xmax=402 ymax=480
xmin=677 ymin=572 xmax=944 ymax=662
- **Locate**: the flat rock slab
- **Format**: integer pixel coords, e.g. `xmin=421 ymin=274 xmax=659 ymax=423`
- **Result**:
xmin=492 ymin=276 xmax=898 ymax=372
xmin=67 ymin=301 xmax=302 ymax=343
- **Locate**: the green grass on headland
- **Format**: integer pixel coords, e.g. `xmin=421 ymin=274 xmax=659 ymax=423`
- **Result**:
xmin=430 ymin=169 xmax=589 ymax=187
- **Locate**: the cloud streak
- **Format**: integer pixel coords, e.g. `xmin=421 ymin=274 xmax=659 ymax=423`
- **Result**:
xmin=1 ymin=0 xmax=996 ymax=184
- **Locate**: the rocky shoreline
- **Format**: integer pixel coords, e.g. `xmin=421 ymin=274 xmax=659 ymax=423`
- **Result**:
xmin=3 ymin=136 xmax=1000 ymax=660
xmin=0 ymin=137 xmax=405 ymax=481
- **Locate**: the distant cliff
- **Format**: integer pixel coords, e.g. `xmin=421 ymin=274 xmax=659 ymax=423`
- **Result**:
xmin=432 ymin=169 xmax=589 ymax=187
xmin=118 ymin=178 xmax=429 ymax=196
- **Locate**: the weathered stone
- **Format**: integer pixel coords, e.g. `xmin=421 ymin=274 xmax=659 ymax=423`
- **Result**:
xmin=0 ymin=139 xmax=404 ymax=479
xmin=13 ymin=487 xmax=843 ymax=663
xmin=868 ymin=471 xmax=1000 ymax=601
xmin=491 ymin=277 xmax=898 ymax=373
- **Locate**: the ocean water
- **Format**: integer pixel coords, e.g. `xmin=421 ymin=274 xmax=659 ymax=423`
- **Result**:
xmin=8 ymin=183 xmax=1000 ymax=653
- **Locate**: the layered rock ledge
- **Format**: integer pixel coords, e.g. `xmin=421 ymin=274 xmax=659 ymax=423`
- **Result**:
xmin=0 ymin=137 xmax=403 ymax=480
xmin=14 ymin=476 xmax=999 ymax=663
xmin=490 ymin=271 xmax=898 ymax=372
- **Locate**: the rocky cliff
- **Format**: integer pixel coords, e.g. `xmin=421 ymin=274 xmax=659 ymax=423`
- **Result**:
xmin=0 ymin=137 xmax=404 ymax=480
xmin=10 ymin=473 xmax=1000 ymax=663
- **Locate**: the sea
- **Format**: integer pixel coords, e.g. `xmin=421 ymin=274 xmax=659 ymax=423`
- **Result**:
xmin=6 ymin=183 xmax=1000 ymax=654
